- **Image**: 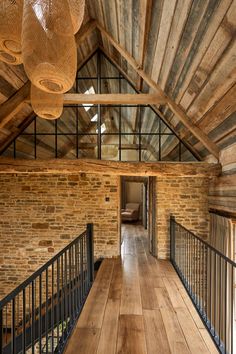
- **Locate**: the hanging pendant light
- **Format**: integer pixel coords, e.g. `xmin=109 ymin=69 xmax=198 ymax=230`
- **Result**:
xmin=31 ymin=84 xmax=63 ymax=119
xmin=68 ymin=0 xmax=85 ymax=34
xmin=0 ymin=0 xmax=23 ymax=65
xmin=22 ymin=0 xmax=77 ymax=94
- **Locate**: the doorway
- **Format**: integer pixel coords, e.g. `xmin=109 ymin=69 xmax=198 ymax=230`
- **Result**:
xmin=120 ymin=176 xmax=156 ymax=257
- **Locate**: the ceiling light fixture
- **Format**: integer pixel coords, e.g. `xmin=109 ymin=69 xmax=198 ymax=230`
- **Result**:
xmin=22 ymin=0 xmax=77 ymax=95
xmin=0 ymin=0 xmax=23 ymax=65
xmin=68 ymin=0 xmax=85 ymax=34
xmin=31 ymin=83 xmax=63 ymax=120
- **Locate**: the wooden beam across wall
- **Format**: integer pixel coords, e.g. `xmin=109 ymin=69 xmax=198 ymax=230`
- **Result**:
xmin=0 ymin=158 xmax=221 ymax=177
xmin=64 ymin=93 xmax=164 ymax=105
xmin=96 ymin=22 xmax=220 ymax=160
xmin=25 ymin=93 xmax=165 ymax=105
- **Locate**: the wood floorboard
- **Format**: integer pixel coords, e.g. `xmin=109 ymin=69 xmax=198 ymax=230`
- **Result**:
xmin=65 ymin=224 xmax=217 ymax=354
xmin=143 ymin=309 xmax=171 ymax=354
xmin=116 ymin=314 xmax=147 ymax=354
xmin=65 ymin=328 xmax=100 ymax=354
xmin=96 ymin=298 xmax=120 ymax=354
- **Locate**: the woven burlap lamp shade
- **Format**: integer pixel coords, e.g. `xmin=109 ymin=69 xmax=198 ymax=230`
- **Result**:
xmin=0 ymin=0 xmax=23 ymax=65
xmin=22 ymin=0 xmax=77 ymax=94
xmin=31 ymin=84 xmax=63 ymax=120
xmin=68 ymin=0 xmax=85 ymax=34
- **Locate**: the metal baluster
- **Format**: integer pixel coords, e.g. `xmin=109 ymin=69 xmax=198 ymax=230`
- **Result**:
xmin=209 ymin=249 xmax=212 ymax=332
xmin=46 ymin=269 xmax=49 ymax=354
xmin=51 ymin=263 xmax=54 ymax=353
xmin=71 ymin=245 xmax=75 ymax=320
xmin=61 ymin=255 xmax=64 ymax=344
xmin=213 ymin=252 xmax=216 ymax=338
xmin=0 ymin=308 xmax=3 ymax=354
xmin=12 ymin=298 xmax=15 ymax=354
xmin=39 ymin=275 xmax=42 ymax=354
xmin=218 ymin=256 xmax=221 ymax=347
xmin=32 ymin=281 xmax=35 ymax=354
xmin=69 ymin=248 xmax=72 ymax=328
xmin=5 ymin=304 xmax=8 ymax=347
xmin=64 ymin=251 xmax=68 ymax=337
xmin=56 ymin=258 xmax=60 ymax=350
xmin=224 ymin=260 xmax=227 ymax=354
xmin=230 ymin=265 xmax=233 ymax=354
xmin=22 ymin=289 xmax=26 ymax=354
xmin=80 ymin=238 xmax=84 ymax=302
xmin=74 ymin=243 xmax=79 ymax=315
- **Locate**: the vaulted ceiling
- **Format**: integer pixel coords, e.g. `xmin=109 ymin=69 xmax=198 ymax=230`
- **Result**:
xmin=0 ymin=0 xmax=235 ymax=162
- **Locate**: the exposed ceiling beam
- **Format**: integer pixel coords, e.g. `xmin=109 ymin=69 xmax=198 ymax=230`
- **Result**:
xmin=97 ymin=22 xmax=220 ymax=159
xmin=0 ymin=81 xmax=30 ymax=130
xmin=137 ymin=0 xmax=153 ymax=90
xmin=75 ymin=19 xmax=97 ymax=47
xmin=0 ymin=112 xmax=35 ymax=155
xmin=63 ymin=93 xmax=164 ymax=105
xmin=0 ymin=158 xmax=221 ymax=177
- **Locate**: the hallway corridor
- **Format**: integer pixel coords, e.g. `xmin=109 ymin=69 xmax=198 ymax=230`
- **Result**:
xmin=65 ymin=224 xmax=217 ymax=354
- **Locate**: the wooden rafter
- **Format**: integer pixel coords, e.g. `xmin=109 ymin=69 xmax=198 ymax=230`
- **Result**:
xmin=75 ymin=19 xmax=97 ymax=47
xmin=0 ymin=112 xmax=35 ymax=155
xmin=137 ymin=0 xmax=153 ymax=90
xmin=0 ymin=81 xmax=30 ymax=130
xmin=97 ymin=22 xmax=220 ymax=159
xmin=0 ymin=158 xmax=221 ymax=177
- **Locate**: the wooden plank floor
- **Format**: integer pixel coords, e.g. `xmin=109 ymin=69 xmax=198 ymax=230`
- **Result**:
xmin=65 ymin=224 xmax=218 ymax=354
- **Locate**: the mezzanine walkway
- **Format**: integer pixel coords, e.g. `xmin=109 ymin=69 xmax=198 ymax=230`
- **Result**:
xmin=65 ymin=224 xmax=217 ymax=354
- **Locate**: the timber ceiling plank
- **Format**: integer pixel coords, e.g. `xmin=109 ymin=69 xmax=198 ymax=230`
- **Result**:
xmin=0 ymin=1 xmax=235 ymax=162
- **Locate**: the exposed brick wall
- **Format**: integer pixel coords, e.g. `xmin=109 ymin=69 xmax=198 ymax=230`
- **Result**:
xmin=156 ymin=177 xmax=210 ymax=259
xmin=0 ymin=173 xmax=120 ymax=299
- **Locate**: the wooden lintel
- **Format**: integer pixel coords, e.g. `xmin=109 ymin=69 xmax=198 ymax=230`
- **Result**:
xmin=97 ymin=22 xmax=220 ymax=160
xmin=0 ymin=158 xmax=221 ymax=177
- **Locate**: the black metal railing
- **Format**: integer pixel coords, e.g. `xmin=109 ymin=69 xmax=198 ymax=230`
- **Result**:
xmin=170 ymin=216 xmax=235 ymax=354
xmin=0 ymin=223 xmax=94 ymax=354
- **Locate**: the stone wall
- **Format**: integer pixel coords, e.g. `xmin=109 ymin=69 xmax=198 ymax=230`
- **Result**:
xmin=0 ymin=173 xmax=120 ymax=299
xmin=156 ymin=177 xmax=210 ymax=259
xmin=0 ymin=170 xmax=212 ymax=299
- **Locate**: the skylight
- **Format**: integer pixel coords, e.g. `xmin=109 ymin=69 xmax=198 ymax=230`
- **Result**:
xmin=91 ymin=114 xmax=98 ymax=122
xmin=96 ymin=123 xmax=106 ymax=134
xmin=83 ymin=86 xmax=95 ymax=112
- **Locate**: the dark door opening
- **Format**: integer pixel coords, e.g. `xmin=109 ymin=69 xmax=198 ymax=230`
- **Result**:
xmin=120 ymin=176 xmax=156 ymax=257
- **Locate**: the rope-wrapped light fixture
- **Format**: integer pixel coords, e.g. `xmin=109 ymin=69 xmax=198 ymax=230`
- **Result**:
xmin=0 ymin=0 xmax=23 ymax=65
xmin=22 ymin=0 xmax=77 ymax=94
xmin=68 ymin=0 xmax=85 ymax=34
xmin=31 ymin=84 xmax=63 ymax=119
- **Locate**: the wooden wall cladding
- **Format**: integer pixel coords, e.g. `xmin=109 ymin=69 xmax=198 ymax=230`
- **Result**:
xmin=209 ymin=143 xmax=236 ymax=216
